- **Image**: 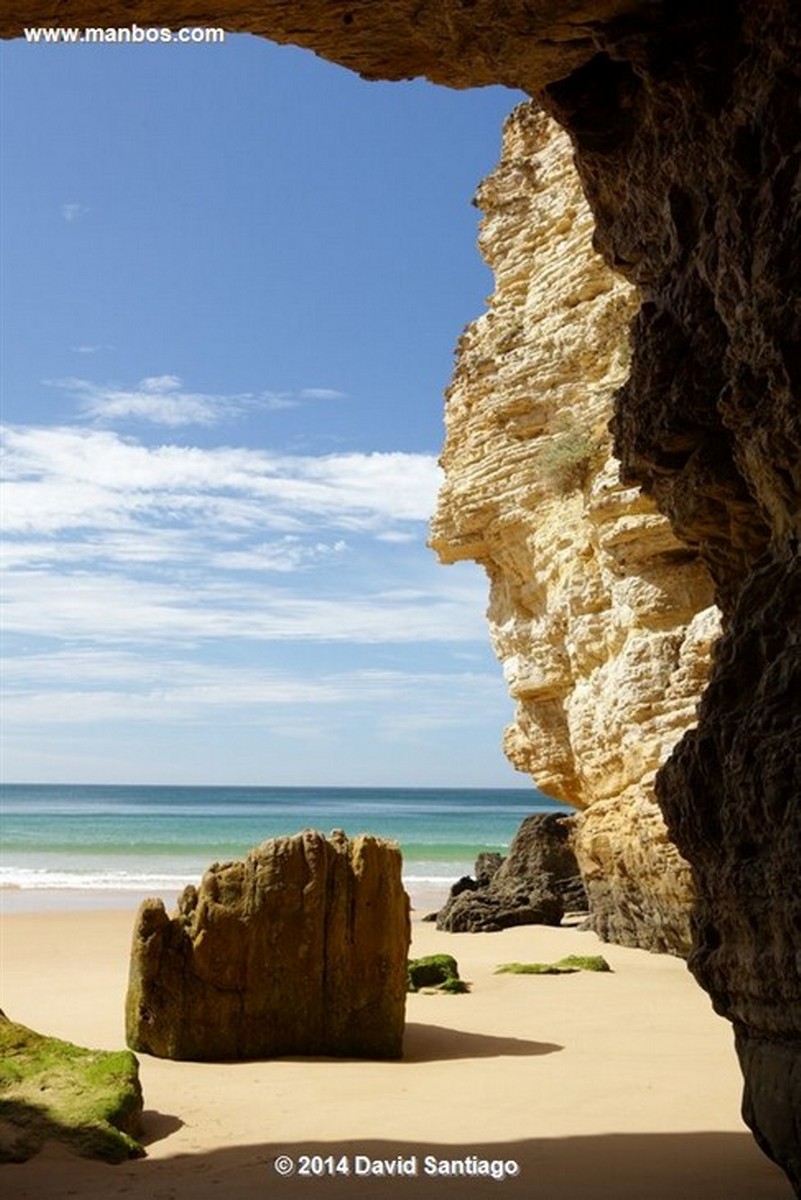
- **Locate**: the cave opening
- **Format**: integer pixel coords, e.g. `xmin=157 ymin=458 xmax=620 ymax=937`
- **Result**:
xmin=2 ymin=3 xmax=800 ymax=1193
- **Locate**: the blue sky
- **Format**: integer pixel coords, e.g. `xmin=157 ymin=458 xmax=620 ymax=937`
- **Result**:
xmin=0 ymin=33 xmax=528 ymax=787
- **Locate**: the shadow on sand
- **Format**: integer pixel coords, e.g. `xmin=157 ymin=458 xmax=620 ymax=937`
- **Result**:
xmin=391 ymin=1022 xmax=561 ymax=1063
xmin=2 ymin=1130 xmax=795 ymax=1199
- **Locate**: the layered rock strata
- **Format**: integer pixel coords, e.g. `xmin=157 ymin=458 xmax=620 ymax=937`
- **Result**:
xmin=4 ymin=0 xmax=800 ymax=1189
xmin=430 ymin=104 xmax=719 ymax=956
xmin=126 ymin=830 xmax=410 ymax=1060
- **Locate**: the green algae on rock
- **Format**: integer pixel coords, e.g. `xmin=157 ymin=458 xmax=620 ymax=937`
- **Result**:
xmin=407 ymin=953 xmax=469 ymax=993
xmin=0 ymin=1011 xmax=144 ymax=1163
xmin=495 ymin=955 xmax=612 ymax=975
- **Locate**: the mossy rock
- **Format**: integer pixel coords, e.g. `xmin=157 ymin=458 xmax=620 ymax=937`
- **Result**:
xmin=407 ymin=954 xmax=469 ymax=993
xmin=0 ymin=1012 xmax=144 ymax=1163
xmin=557 ymin=954 xmax=612 ymax=972
xmin=495 ymin=955 xmax=612 ymax=975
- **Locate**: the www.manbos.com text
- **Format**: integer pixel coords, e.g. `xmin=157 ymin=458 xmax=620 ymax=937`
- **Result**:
xmin=23 ymin=25 xmax=226 ymax=44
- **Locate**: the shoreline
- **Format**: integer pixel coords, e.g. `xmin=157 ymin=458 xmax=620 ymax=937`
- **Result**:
xmin=0 ymin=880 xmax=451 ymax=919
xmin=0 ymin=906 xmax=794 ymax=1198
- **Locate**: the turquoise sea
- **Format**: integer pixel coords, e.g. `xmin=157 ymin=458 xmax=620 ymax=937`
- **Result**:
xmin=0 ymin=783 xmax=567 ymax=914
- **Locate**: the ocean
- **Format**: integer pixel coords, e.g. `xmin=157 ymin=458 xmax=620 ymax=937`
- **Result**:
xmin=0 ymin=783 xmax=567 ymax=914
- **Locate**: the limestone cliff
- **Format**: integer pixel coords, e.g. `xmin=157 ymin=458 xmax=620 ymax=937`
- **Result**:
xmin=430 ymin=105 xmax=720 ymax=955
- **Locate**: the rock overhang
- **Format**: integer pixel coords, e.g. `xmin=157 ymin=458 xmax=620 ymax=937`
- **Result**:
xmin=0 ymin=1 xmax=655 ymax=93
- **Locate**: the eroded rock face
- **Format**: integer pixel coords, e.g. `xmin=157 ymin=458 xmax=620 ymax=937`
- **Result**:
xmin=126 ymin=830 xmax=410 ymax=1060
xmin=430 ymin=105 xmax=719 ymax=955
xmin=540 ymin=6 xmax=801 ymax=1187
xmin=660 ymin=552 xmax=801 ymax=1194
xmin=0 ymin=2 xmax=647 ymax=90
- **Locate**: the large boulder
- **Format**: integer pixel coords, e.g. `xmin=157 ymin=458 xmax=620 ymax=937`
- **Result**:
xmin=125 ymin=829 xmax=410 ymax=1061
xmin=435 ymin=812 xmax=586 ymax=932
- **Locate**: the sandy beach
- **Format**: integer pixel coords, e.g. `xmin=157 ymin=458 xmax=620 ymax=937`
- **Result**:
xmin=0 ymin=905 xmax=793 ymax=1199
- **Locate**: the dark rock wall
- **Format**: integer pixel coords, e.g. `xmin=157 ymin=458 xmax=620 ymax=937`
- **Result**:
xmin=543 ymin=4 xmax=791 ymax=613
xmin=3 ymin=0 xmax=800 ymax=1188
xmin=541 ymin=6 xmax=801 ymax=1187
xmin=661 ymin=552 xmax=801 ymax=1193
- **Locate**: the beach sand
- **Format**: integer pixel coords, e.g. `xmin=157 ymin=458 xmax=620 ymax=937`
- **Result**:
xmin=0 ymin=907 xmax=793 ymax=1199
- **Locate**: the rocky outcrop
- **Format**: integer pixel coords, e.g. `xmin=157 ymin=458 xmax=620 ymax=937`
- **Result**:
xmin=0 ymin=2 xmax=652 ymax=90
xmin=5 ymin=0 xmax=800 ymax=1188
xmin=126 ymin=830 xmax=410 ymax=1060
xmin=430 ymin=104 xmax=719 ymax=955
xmin=436 ymin=812 xmax=586 ymax=933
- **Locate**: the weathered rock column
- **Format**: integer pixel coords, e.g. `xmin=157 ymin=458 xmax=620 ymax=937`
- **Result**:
xmin=126 ymin=830 xmax=410 ymax=1060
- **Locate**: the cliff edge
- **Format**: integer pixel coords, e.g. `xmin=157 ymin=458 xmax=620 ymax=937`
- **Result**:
xmin=430 ymin=105 xmax=720 ymax=954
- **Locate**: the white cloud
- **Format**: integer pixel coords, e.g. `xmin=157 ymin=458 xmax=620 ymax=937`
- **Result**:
xmin=1 ymin=658 xmax=351 ymax=725
xmin=42 ymin=375 xmax=348 ymax=427
xmin=300 ymin=388 xmax=346 ymax=401
xmin=61 ymin=202 xmax=90 ymax=222
xmin=376 ymin=531 xmax=418 ymax=544
xmin=212 ymin=538 xmax=348 ymax=573
xmin=0 ymin=425 xmax=440 ymax=539
xmin=50 ymin=373 xmax=276 ymax=426
xmin=0 ymin=410 xmax=502 ymax=782
xmin=0 ymin=421 xmax=490 ymax=650
xmin=0 ymin=566 xmax=488 ymax=645
xmin=1 ymin=649 xmax=505 ymax=732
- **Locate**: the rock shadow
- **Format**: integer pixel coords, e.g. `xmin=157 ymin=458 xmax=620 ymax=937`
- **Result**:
xmin=139 ymin=1110 xmax=184 ymax=1146
xmin=401 ymin=1022 xmax=562 ymax=1062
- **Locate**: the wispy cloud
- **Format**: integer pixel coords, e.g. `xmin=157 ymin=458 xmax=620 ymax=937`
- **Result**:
xmin=0 ymin=422 xmax=486 ymax=650
xmin=300 ymin=388 xmax=346 ymax=401
xmin=0 ymin=399 xmax=507 ymax=785
xmin=44 ymin=374 xmax=348 ymax=427
xmin=1 ymin=651 xmax=352 ymax=723
xmin=212 ymin=538 xmax=348 ymax=574
xmin=61 ymin=202 xmax=90 ymax=222
xmin=48 ymin=374 xmax=288 ymax=426
xmin=0 ymin=566 xmax=487 ymax=645
xmin=1 ymin=425 xmax=440 ymax=538
xmin=1 ymin=651 xmax=503 ymax=726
